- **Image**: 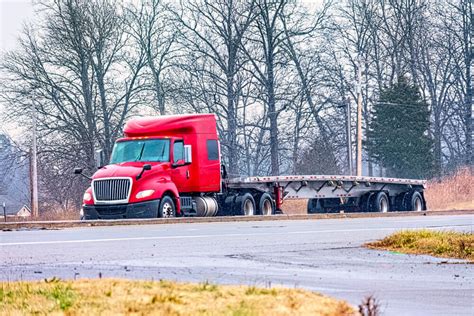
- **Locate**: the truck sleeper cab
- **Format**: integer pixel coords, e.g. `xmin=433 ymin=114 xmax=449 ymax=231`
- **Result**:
xmin=81 ymin=114 xmax=223 ymax=219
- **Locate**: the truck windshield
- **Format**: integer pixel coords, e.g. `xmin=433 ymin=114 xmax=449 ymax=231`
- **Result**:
xmin=109 ymin=139 xmax=170 ymax=164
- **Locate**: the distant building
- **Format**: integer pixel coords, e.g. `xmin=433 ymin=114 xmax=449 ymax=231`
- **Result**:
xmin=16 ymin=205 xmax=31 ymax=217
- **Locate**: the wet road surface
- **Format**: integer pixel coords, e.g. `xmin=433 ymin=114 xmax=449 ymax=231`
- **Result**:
xmin=1 ymin=214 xmax=473 ymax=315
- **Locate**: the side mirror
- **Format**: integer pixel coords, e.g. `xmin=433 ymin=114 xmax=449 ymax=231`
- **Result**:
xmin=95 ymin=149 xmax=106 ymax=169
xmin=136 ymin=164 xmax=152 ymax=180
xmin=73 ymin=167 xmax=92 ymax=180
xmin=184 ymin=145 xmax=192 ymax=164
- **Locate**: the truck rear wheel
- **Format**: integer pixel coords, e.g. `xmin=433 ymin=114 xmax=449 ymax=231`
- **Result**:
xmin=235 ymin=193 xmax=256 ymax=216
xmin=259 ymin=193 xmax=274 ymax=215
xmin=158 ymin=196 xmax=176 ymax=218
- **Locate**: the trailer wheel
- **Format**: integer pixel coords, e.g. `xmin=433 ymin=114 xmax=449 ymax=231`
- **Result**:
xmin=307 ymin=198 xmax=324 ymax=213
xmin=359 ymin=193 xmax=372 ymax=212
xmin=158 ymin=196 xmax=176 ymax=218
xmin=405 ymin=191 xmax=424 ymax=211
xmin=372 ymin=192 xmax=389 ymax=213
xmin=259 ymin=193 xmax=274 ymax=215
xmin=235 ymin=193 xmax=256 ymax=216
xmin=394 ymin=193 xmax=406 ymax=211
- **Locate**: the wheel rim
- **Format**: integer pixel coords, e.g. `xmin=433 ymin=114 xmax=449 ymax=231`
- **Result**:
xmin=162 ymin=202 xmax=174 ymax=218
xmin=243 ymin=199 xmax=254 ymax=216
xmin=414 ymin=197 xmax=422 ymax=211
xmin=261 ymin=199 xmax=272 ymax=216
xmin=380 ymin=197 xmax=388 ymax=213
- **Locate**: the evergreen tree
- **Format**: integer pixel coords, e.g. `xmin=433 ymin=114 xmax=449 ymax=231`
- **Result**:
xmin=367 ymin=77 xmax=434 ymax=179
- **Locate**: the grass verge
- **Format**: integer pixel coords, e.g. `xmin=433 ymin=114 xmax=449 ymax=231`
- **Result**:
xmin=425 ymin=167 xmax=473 ymax=211
xmin=366 ymin=230 xmax=474 ymax=261
xmin=0 ymin=278 xmax=355 ymax=315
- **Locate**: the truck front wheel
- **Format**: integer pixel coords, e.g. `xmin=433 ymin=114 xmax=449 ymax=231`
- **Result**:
xmin=158 ymin=196 xmax=176 ymax=218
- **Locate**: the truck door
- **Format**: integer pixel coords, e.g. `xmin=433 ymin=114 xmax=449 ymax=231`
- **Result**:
xmin=171 ymin=139 xmax=190 ymax=192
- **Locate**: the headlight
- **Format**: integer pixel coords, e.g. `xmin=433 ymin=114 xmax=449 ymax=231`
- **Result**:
xmin=83 ymin=192 xmax=92 ymax=202
xmin=136 ymin=189 xmax=155 ymax=199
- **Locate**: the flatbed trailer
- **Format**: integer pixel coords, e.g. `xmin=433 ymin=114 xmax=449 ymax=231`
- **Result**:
xmin=222 ymin=175 xmax=426 ymax=215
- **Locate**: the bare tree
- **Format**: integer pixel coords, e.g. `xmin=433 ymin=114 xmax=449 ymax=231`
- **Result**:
xmin=127 ymin=0 xmax=178 ymax=115
xmin=172 ymin=0 xmax=256 ymax=176
xmin=0 ymin=0 xmax=146 ymax=209
xmin=241 ymin=0 xmax=289 ymax=175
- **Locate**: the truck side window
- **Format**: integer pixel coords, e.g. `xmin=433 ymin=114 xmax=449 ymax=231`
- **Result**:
xmin=207 ymin=140 xmax=219 ymax=161
xmin=173 ymin=141 xmax=184 ymax=163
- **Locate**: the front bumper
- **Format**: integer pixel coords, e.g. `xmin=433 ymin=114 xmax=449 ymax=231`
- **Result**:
xmin=83 ymin=199 xmax=160 ymax=220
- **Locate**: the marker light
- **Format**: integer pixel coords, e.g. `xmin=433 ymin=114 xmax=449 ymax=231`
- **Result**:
xmin=83 ymin=192 xmax=92 ymax=202
xmin=136 ymin=189 xmax=155 ymax=199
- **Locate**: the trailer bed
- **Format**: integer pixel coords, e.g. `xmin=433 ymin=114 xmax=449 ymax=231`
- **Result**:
xmin=226 ymin=174 xmax=426 ymax=202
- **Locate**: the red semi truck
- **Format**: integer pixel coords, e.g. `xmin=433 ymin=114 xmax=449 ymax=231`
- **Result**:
xmin=75 ymin=114 xmax=427 ymax=219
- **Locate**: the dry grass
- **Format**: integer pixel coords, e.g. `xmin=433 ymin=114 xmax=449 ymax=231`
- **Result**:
xmin=281 ymin=199 xmax=308 ymax=215
xmin=424 ymin=168 xmax=473 ymax=211
xmin=366 ymin=230 xmax=474 ymax=261
xmin=3 ymin=210 xmax=79 ymax=222
xmin=35 ymin=210 xmax=80 ymax=221
xmin=0 ymin=278 xmax=355 ymax=316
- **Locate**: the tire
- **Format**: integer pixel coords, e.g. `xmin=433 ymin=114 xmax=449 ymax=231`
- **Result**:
xmin=158 ymin=195 xmax=176 ymax=218
xmin=405 ymin=191 xmax=424 ymax=211
xmin=234 ymin=193 xmax=256 ymax=216
xmin=394 ymin=193 xmax=406 ymax=211
xmin=358 ymin=193 xmax=371 ymax=212
xmin=307 ymin=198 xmax=323 ymax=213
xmin=219 ymin=196 xmax=236 ymax=216
xmin=259 ymin=193 xmax=274 ymax=216
xmin=371 ymin=192 xmax=390 ymax=213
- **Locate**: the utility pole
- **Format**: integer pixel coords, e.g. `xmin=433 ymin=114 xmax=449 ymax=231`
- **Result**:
xmin=356 ymin=57 xmax=363 ymax=177
xmin=31 ymin=102 xmax=39 ymax=217
xmin=346 ymin=97 xmax=353 ymax=175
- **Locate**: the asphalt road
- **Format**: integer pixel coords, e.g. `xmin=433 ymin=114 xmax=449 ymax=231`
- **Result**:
xmin=1 ymin=214 xmax=473 ymax=315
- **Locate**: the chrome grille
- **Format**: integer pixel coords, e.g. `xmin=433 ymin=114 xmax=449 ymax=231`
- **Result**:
xmin=93 ymin=178 xmax=131 ymax=202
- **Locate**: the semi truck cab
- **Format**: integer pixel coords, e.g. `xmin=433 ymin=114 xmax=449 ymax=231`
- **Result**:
xmin=79 ymin=114 xmax=222 ymax=219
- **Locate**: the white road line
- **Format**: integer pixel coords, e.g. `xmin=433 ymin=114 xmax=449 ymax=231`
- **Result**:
xmin=0 ymin=225 xmax=470 ymax=246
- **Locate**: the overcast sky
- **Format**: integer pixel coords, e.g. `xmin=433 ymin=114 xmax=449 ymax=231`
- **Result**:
xmin=0 ymin=0 xmax=35 ymax=137
xmin=0 ymin=0 xmax=35 ymax=52
xmin=0 ymin=0 xmax=323 ymax=138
